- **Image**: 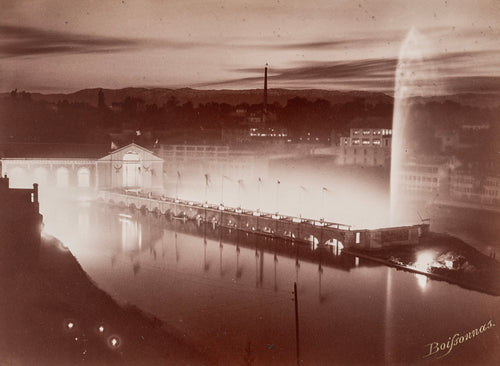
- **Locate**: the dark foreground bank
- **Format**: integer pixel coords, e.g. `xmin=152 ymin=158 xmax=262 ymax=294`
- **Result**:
xmin=0 ymin=235 xmax=214 ymax=366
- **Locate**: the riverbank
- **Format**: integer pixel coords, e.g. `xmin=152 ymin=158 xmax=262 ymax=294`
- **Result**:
xmin=0 ymin=234 xmax=213 ymax=366
xmin=344 ymin=232 xmax=500 ymax=296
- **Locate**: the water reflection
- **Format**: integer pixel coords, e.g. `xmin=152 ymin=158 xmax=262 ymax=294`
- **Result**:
xmin=415 ymin=273 xmax=429 ymax=291
xmin=40 ymin=201 xmax=500 ymax=365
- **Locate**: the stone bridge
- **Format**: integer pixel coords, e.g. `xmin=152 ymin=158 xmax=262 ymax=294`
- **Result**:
xmin=98 ymin=190 xmax=429 ymax=250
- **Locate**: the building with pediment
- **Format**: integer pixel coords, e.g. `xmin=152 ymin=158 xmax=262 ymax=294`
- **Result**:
xmin=0 ymin=143 xmax=164 ymax=192
xmin=97 ymin=143 xmax=163 ymax=190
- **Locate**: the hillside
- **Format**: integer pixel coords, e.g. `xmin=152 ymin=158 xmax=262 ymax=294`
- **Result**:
xmin=2 ymin=87 xmax=394 ymax=107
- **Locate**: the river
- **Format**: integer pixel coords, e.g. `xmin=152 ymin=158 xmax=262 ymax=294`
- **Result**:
xmin=40 ymin=199 xmax=500 ymax=365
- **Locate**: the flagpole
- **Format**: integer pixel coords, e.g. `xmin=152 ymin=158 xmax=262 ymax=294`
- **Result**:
xmin=221 ymin=175 xmax=224 ymax=205
xmin=276 ymin=179 xmax=280 ymax=214
xmin=321 ymin=187 xmax=328 ymax=220
xmin=176 ymin=173 xmax=179 ymax=200
xmin=204 ymin=174 xmax=208 ymax=203
xmin=321 ymin=187 xmax=325 ymax=220
xmin=258 ymin=178 xmax=262 ymax=212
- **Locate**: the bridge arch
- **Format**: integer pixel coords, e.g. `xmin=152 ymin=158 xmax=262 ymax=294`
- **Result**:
xmin=325 ymin=238 xmax=344 ymax=254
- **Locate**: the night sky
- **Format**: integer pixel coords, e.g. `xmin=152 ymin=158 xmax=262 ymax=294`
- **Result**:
xmin=1 ymin=0 xmax=499 ymax=94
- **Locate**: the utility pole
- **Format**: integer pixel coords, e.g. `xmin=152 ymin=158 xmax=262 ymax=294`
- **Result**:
xmin=294 ymin=282 xmax=300 ymax=366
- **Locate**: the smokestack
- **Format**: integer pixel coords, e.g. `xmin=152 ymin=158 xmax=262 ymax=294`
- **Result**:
xmin=263 ymin=63 xmax=268 ymax=123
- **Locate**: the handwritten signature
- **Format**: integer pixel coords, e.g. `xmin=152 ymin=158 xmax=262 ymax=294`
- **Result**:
xmin=423 ymin=320 xmax=495 ymax=359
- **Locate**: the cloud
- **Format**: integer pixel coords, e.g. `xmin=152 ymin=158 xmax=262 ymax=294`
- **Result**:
xmin=230 ymin=30 xmax=403 ymax=51
xmin=0 ymin=24 xmax=201 ymax=58
xmin=198 ymin=48 xmax=500 ymax=94
xmin=201 ymin=58 xmax=397 ymax=89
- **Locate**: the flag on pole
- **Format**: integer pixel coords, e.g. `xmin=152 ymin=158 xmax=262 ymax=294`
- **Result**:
xmin=153 ymin=138 xmax=159 ymax=148
xmin=223 ymin=175 xmax=231 ymax=181
xmin=258 ymin=177 xmax=262 ymax=183
xmin=277 ymin=179 xmax=281 ymax=184
xmin=110 ymin=141 xmax=118 ymax=150
xmin=205 ymin=174 xmax=211 ymax=187
xmin=177 ymin=171 xmax=181 ymax=179
xmin=300 ymin=185 xmax=307 ymax=191
xmin=322 ymin=186 xmax=329 ymax=192
xmin=136 ymin=130 xmax=142 ymax=136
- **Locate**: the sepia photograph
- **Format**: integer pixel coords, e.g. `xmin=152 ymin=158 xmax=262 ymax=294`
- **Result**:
xmin=1 ymin=1 xmax=499 ymax=365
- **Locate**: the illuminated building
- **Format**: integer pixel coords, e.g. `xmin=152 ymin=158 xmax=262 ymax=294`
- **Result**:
xmin=337 ymin=128 xmax=392 ymax=167
xmin=1 ymin=143 xmax=163 ymax=192
xmin=155 ymin=144 xmax=269 ymax=188
xmin=398 ymin=161 xmax=449 ymax=195
xmin=97 ymin=143 xmax=164 ymax=191
xmin=449 ymin=171 xmax=500 ymax=206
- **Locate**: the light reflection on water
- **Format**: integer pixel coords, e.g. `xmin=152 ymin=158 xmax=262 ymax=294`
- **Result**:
xmin=41 ymin=200 xmax=500 ymax=365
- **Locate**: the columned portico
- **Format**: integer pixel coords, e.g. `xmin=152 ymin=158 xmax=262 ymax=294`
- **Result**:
xmin=96 ymin=143 xmax=163 ymax=191
xmin=1 ymin=143 xmax=164 ymax=192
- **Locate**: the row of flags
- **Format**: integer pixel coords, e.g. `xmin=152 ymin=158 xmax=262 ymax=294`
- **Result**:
xmin=108 ymin=141 xmax=331 ymax=194
xmin=175 ymin=171 xmax=330 ymax=191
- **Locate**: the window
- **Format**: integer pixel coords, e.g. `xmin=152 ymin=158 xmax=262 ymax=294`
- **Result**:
xmin=77 ymin=168 xmax=91 ymax=187
xmin=362 ymin=139 xmax=370 ymax=145
xmin=56 ymin=167 xmax=69 ymax=187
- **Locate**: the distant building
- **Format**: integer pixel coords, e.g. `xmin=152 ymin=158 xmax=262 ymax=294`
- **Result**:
xmin=249 ymin=127 xmax=288 ymax=140
xmin=337 ymin=128 xmax=392 ymax=167
xmin=222 ymin=127 xmax=288 ymax=146
xmin=398 ymin=161 xmax=449 ymax=196
xmin=155 ymin=144 xmax=269 ymax=187
xmin=449 ymin=171 xmax=499 ymax=206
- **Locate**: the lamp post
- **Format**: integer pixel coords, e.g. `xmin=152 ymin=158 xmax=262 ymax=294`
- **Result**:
xmin=294 ymin=282 xmax=300 ymax=366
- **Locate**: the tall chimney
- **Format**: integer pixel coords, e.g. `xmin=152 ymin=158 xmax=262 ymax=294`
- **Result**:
xmin=263 ymin=63 xmax=268 ymax=123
